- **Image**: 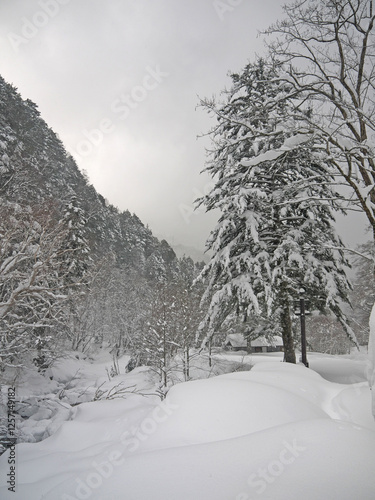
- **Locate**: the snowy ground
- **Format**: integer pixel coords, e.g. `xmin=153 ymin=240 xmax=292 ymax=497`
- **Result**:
xmin=0 ymin=350 xmax=374 ymax=499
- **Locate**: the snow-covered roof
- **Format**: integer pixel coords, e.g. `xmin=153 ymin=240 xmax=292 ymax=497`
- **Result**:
xmin=225 ymin=333 xmax=247 ymax=348
xmin=225 ymin=334 xmax=283 ymax=348
xmin=251 ymin=335 xmax=283 ymax=347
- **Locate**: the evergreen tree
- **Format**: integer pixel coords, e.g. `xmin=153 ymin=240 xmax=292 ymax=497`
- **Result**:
xmin=59 ymin=196 xmax=93 ymax=350
xmin=198 ymin=59 xmax=356 ymax=362
xmin=60 ymin=196 xmax=91 ymax=284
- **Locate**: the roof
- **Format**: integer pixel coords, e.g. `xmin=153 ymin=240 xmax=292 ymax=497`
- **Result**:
xmin=225 ymin=333 xmax=247 ymax=348
xmin=251 ymin=335 xmax=283 ymax=347
xmin=225 ymin=334 xmax=283 ymax=348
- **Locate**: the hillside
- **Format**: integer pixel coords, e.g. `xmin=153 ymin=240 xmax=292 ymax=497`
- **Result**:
xmin=0 ymin=74 xmax=177 ymax=274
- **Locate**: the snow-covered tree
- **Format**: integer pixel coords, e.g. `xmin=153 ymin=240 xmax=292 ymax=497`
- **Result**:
xmin=171 ymin=276 xmax=204 ymax=381
xmin=103 ymin=265 xmax=151 ymax=357
xmin=136 ymin=283 xmax=178 ymax=396
xmin=60 ymin=196 xmax=91 ymax=284
xmin=198 ymin=58 xmax=355 ymax=363
xmin=0 ymin=201 xmax=68 ymax=370
xmin=306 ymin=314 xmax=352 ymax=355
xmin=127 ymin=263 xmax=205 ymax=391
xmin=263 ymin=0 xmax=375 ymax=231
xmin=58 ymin=196 xmax=94 ymax=350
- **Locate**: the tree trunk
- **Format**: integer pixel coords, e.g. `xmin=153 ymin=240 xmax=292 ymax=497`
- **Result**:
xmin=368 ymin=302 xmax=375 ymax=421
xmin=162 ymin=328 xmax=168 ymax=390
xmin=279 ymin=285 xmax=296 ymax=363
xmin=208 ymin=337 xmax=212 ymax=367
xmin=185 ymin=345 xmax=190 ymax=381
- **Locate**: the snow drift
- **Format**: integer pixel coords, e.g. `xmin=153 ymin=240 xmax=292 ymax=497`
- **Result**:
xmin=1 ymin=359 xmax=374 ymax=499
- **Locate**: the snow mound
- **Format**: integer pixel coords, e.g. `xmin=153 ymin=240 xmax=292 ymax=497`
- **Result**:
xmin=55 ymin=419 xmax=373 ymax=500
xmin=134 ymin=374 xmax=328 ymax=452
xmin=0 ymin=359 xmax=374 ymax=499
xmin=308 ymin=353 xmax=368 ymax=384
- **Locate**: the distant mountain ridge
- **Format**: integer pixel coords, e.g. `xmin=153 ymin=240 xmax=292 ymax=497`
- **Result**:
xmin=171 ymin=243 xmax=208 ymax=263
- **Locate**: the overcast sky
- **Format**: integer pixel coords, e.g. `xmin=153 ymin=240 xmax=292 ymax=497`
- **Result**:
xmin=0 ymin=0 xmax=369 ymax=251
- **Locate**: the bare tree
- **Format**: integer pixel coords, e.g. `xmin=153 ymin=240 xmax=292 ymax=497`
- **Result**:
xmin=0 ymin=202 xmax=69 ymax=370
xmin=264 ymin=0 xmax=375 ymax=234
xmin=350 ymin=240 xmax=375 ymax=344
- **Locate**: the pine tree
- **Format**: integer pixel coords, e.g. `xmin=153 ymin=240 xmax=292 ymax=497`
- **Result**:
xmin=60 ymin=196 xmax=91 ymax=284
xmin=198 ymin=59 xmax=356 ymax=363
xmin=59 ymin=196 xmax=93 ymax=350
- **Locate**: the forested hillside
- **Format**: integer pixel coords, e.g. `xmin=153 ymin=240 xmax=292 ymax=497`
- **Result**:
xmin=0 ymin=75 xmax=178 ymax=272
xmin=0 ymin=75 xmax=204 ymax=384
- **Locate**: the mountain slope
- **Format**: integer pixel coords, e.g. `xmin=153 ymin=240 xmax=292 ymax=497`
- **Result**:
xmin=0 ymin=74 xmax=176 ymax=275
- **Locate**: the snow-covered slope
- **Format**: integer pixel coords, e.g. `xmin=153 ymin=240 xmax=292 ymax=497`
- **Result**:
xmin=1 ymin=356 xmax=374 ymax=499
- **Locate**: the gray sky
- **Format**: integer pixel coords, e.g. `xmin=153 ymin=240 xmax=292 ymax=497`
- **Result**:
xmin=0 ymin=0 xmax=369 ymax=251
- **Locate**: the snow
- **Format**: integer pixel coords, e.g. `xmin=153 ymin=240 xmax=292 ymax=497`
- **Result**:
xmin=241 ymin=134 xmax=310 ymax=167
xmin=1 ymin=353 xmax=374 ymax=499
xmin=225 ymin=333 xmax=283 ymax=349
xmin=1 ymin=351 xmax=154 ymax=446
xmin=251 ymin=335 xmax=283 ymax=347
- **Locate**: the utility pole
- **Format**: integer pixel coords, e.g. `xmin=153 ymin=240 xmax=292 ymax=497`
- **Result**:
xmin=299 ymin=288 xmax=309 ymax=368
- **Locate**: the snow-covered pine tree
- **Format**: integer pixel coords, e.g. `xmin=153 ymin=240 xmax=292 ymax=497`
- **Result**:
xmin=198 ymin=58 xmax=356 ymax=363
xmin=60 ymin=196 xmax=91 ymax=284
xmin=59 ymin=196 xmax=93 ymax=350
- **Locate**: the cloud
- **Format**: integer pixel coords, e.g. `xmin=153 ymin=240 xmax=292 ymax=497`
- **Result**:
xmin=0 ymin=0 xmax=291 ymax=249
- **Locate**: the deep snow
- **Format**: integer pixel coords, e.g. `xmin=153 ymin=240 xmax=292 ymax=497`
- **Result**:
xmin=0 ymin=351 xmax=374 ymax=499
